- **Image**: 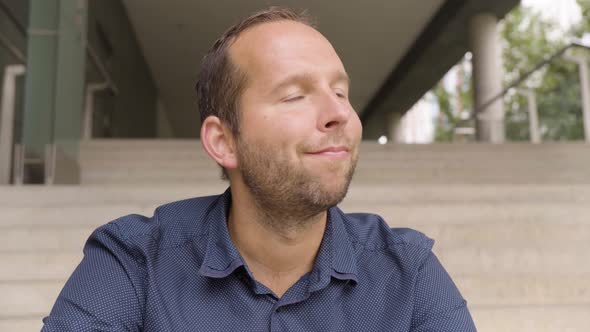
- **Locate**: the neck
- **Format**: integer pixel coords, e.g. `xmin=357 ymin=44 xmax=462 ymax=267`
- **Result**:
xmin=227 ymin=181 xmax=327 ymax=276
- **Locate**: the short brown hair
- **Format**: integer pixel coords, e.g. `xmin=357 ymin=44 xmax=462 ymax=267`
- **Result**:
xmin=195 ymin=7 xmax=315 ymax=180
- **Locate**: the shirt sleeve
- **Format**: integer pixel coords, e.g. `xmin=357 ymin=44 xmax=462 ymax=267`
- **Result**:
xmin=41 ymin=222 xmax=145 ymax=331
xmin=410 ymin=251 xmax=477 ymax=332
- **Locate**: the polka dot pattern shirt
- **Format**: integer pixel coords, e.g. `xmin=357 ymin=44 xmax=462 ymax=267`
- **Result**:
xmin=42 ymin=188 xmax=477 ymax=331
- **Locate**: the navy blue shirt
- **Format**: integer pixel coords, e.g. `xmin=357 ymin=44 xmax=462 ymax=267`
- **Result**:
xmin=42 ymin=188 xmax=476 ymax=331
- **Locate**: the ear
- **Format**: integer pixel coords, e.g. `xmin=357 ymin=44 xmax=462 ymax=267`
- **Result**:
xmin=200 ymin=116 xmax=238 ymax=171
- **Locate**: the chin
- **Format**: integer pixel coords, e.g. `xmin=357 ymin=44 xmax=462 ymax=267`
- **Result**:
xmin=324 ymin=177 xmax=347 ymax=191
xmin=320 ymin=178 xmax=351 ymax=202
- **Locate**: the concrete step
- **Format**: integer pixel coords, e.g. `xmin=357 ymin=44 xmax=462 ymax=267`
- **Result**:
xmin=79 ymin=141 xmax=590 ymax=154
xmin=1 ymin=184 xmax=589 ymax=207
xmin=80 ymin=172 xmax=224 ymax=184
xmin=5 ymin=138 xmax=590 ymax=331
xmin=79 ymin=139 xmax=590 ymax=152
xmin=2 ymin=202 xmax=588 ymax=228
xmin=338 ymin=202 xmax=590 ymax=225
xmin=78 ymin=165 xmax=590 ymax=184
xmin=0 ymin=252 xmax=82 ymax=281
xmin=471 ymin=305 xmax=590 ymax=332
xmin=79 ymin=152 xmax=207 ymax=163
xmin=0 ymin=226 xmax=94 ymax=252
xmin=349 ymin=173 xmax=589 ymax=185
xmin=2 ymin=221 xmax=588 ymax=253
xmin=79 ymin=160 xmax=589 ymax=172
xmin=418 ymin=222 xmax=590 ymax=250
xmin=78 ymin=141 xmax=590 ymax=164
xmin=79 ymin=150 xmax=589 ymax=167
xmin=0 ymin=184 xmax=227 ymax=207
xmin=79 ymin=139 xmax=198 ymax=150
xmin=81 ymin=174 xmax=590 ymax=185
xmin=77 ymin=148 xmax=590 ymax=167
xmin=0 ymin=319 xmax=43 ymax=332
xmin=0 ymin=281 xmax=62 ymax=318
xmin=0 ymin=205 xmax=155 ymax=228
xmin=436 ymin=247 xmax=590 ymax=275
xmin=78 ymin=148 xmax=590 ymax=162
xmin=455 ymin=275 xmax=590 ymax=306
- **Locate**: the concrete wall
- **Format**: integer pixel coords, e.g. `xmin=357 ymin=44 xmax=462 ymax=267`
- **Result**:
xmin=87 ymin=0 xmax=157 ymax=138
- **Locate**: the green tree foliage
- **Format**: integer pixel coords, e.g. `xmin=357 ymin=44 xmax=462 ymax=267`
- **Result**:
xmin=433 ymin=58 xmax=474 ymax=142
xmin=578 ymin=0 xmax=590 ymax=32
xmin=501 ymin=5 xmax=584 ymax=141
xmin=434 ymin=2 xmax=588 ymax=141
xmin=433 ymin=83 xmax=454 ymax=142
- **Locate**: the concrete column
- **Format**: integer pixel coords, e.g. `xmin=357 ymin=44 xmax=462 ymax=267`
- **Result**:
xmin=468 ymin=13 xmax=505 ymax=143
xmin=53 ymin=0 xmax=88 ymax=147
xmin=21 ymin=0 xmax=87 ymax=183
xmin=22 ymin=0 xmax=60 ymax=159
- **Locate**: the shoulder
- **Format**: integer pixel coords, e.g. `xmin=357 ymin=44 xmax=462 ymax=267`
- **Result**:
xmin=334 ymin=208 xmax=435 ymax=272
xmin=95 ymin=193 xmax=222 ymax=249
xmin=338 ymin=209 xmax=434 ymax=251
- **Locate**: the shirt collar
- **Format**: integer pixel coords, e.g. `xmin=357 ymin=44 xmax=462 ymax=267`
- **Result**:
xmin=327 ymin=206 xmax=359 ymax=282
xmin=307 ymin=207 xmax=359 ymax=292
xmin=198 ymin=188 xmax=359 ymax=286
xmin=198 ymin=188 xmax=244 ymax=278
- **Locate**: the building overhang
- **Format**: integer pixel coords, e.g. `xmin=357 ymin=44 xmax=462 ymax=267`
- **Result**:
xmin=121 ymin=0 xmax=519 ymax=137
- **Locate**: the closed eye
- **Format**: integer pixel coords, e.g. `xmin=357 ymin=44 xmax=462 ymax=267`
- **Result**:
xmin=284 ymin=95 xmax=304 ymax=103
xmin=335 ymin=90 xmax=348 ymax=99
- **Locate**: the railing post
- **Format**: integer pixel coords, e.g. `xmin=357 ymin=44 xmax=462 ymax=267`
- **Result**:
xmin=12 ymin=143 xmax=24 ymax=185
xmin=564 ymin=53 xmax=590 ymax=143
xmin=519 ymin=89 xmax=541 ymax=144
xmin=82 ymin=82 xmax=109 ymax=140
xmin=0 ymin=64 xmax=26 ymax=185
xmin=578 ymin=57 xmax=590 ymax=143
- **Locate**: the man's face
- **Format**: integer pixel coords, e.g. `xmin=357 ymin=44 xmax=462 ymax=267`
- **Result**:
xmin=229 ymin=20 xmax=362 ymax=221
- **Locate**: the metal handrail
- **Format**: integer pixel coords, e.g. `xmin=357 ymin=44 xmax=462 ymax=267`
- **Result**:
xmin=462 ymin=40 xmax=590 ymax=143
xmin=0 ymin=31 xmax=25 ymax=62
xmin=472 ymin=41 xmax=590 ymax=118
xmin=0 ymin=1 xmax=25 ymax=62
xmin=86 ymin=44 xmax=118 ymax=94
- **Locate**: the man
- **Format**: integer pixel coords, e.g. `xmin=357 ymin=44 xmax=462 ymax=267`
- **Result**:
xmin=42 ymin=7 xmax=476 ymax=331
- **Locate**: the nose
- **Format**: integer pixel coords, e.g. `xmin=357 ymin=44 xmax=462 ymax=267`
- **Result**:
xmin=317 ymin=90 xmax=351 ymax=132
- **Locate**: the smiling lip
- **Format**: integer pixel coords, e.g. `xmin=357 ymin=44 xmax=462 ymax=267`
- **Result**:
xmin=306 ymin=146 xmax=350 ymax=157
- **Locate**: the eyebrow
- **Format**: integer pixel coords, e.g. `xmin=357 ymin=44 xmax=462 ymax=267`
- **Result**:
xmin=269 ymin=71 xmax=350 ymax=95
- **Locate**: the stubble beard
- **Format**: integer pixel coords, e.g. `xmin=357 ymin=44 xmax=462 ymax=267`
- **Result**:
xmin=236 ymin=137 xmax=358 ymax=232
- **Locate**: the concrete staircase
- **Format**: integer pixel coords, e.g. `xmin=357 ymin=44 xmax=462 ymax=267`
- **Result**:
xmin=1 ymin=139 xmax=589 ymax=331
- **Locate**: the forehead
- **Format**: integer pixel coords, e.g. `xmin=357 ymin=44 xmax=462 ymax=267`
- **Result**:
xmin=228 ymin=20 xmax=345 ymax=87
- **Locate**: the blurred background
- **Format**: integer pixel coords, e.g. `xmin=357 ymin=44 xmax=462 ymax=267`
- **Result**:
xmin=1 ymin=0 xmax=589 ymax=331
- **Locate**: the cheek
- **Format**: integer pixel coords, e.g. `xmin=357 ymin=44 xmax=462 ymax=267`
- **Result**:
xmin=243 ymin=114 xmax=306 ymax=156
